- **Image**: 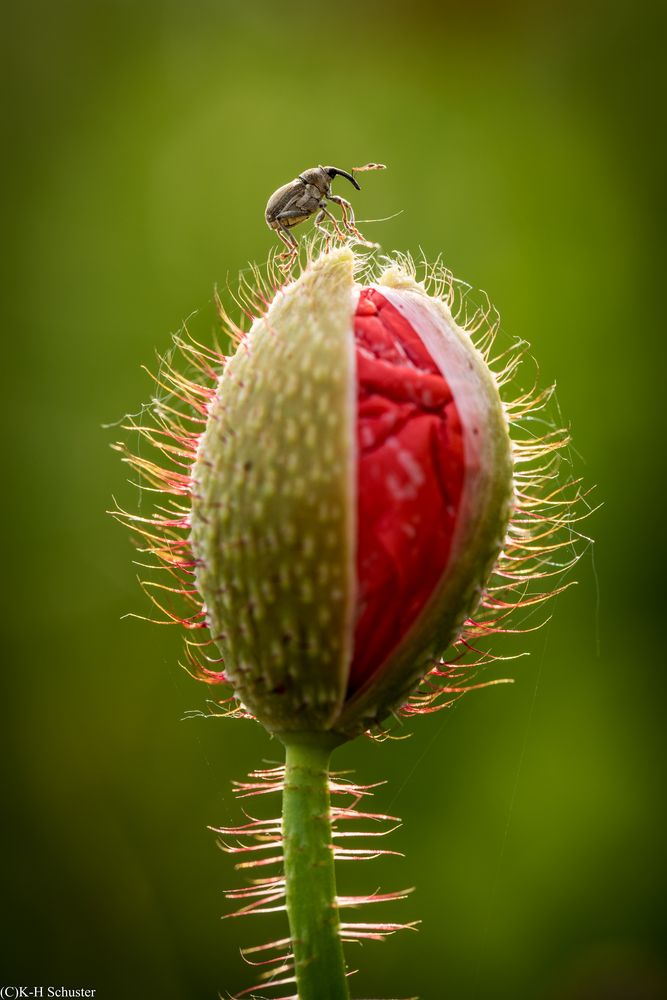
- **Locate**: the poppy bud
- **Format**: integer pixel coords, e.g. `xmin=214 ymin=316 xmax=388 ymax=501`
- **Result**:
xmin=190 ymin=248 xmax=514 ymax=739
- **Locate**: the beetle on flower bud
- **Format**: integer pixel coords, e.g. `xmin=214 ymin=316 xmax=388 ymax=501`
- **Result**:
xmin=112 ymin=241 xmax=588 ymax=1000
xmin=265 ymin=163 xmax=385 ymax=265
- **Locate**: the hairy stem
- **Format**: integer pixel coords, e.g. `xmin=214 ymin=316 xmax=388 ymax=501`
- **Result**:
xmin=281 ymin=732 xmax=350 ymax=1000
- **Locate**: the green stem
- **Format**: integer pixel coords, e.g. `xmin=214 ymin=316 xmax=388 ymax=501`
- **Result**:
xmin=280 ymin=732 xmax=350 ymax=1000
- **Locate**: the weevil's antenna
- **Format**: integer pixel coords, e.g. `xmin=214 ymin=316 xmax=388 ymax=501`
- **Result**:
xmin=352 ymin=163 xmax=387 ymax=173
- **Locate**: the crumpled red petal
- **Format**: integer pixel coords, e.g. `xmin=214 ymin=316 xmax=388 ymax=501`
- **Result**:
xmin=349 ymin=288 xmax=465 ymax=693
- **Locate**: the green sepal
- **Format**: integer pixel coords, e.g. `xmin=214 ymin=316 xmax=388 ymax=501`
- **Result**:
xmin=191 ymin=250 xmax=357 ymax=733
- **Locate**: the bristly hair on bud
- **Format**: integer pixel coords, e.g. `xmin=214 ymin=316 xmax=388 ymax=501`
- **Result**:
xmin=110 ymin=236 xmax=594 ymax=734
xmin=210 ymin=763 xmax=419 ymax=1000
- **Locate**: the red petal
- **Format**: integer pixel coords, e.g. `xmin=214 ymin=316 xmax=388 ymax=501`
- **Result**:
xmin=349 ymin=288 xmax=465 ymax=693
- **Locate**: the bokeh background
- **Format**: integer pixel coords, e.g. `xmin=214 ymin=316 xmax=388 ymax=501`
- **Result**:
xmin=4 ymin=1 xmax=665 ymax=998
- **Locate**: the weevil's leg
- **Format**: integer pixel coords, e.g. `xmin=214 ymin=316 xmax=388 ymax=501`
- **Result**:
xmin=327 ymin=194 xmax=378 ymax=248
xmin=328 ymin=193 xmax=357 ymax=227
xmin=274 ymin=221 xmax=299 ymax=270
xmin=313 ymin=209 xmax=333 ymax=251
xmin=275 ymin=222 xmax=298 ymax=253
xmin=317 ymin=203 xmax=347 ymax=243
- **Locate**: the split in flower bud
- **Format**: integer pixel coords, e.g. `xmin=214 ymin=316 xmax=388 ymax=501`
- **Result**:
xmin=351 ymin=287 xmax=465 ymax=692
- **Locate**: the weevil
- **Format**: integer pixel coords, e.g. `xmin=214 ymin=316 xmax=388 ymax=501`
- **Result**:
xmin=265 ymin=163 xmax=385 ymax=264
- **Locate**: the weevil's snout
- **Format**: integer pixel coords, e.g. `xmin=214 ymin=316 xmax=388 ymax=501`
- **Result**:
xmin=326 ymin=166 xmax=361 ymax=191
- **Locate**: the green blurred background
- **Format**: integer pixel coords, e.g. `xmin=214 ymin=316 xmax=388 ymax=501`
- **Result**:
xmin=4 ymin=1 xmax=665 ymax=997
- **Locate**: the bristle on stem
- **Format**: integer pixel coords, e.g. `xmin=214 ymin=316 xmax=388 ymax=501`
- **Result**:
xmin=212 ymin=749 xmax=414 ymax=999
